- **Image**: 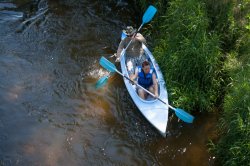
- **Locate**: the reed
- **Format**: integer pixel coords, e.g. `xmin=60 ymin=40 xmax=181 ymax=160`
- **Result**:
xmin=206 ymin=0 xmax=250 ymax=165
xmin=136 ymin=0 xmax=250 ymax=164
xmin=209 ymin=43 xmax=250 ymax=165
xmin=151 ymin=0 xmax=222 ymax=111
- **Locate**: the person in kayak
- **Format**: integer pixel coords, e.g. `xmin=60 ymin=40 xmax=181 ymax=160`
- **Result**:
xmin=115 ymin=26 xmax=147 ymax=75
xmin=130 ymin=61 xmax=158 ymax=99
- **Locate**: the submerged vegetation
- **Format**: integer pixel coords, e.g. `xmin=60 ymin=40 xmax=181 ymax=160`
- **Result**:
xmin=136 ymin=0 xmax=250 ymax=165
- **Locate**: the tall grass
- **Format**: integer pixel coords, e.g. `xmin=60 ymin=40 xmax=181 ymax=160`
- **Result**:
xmin=136 ymin=0 xmax=250 ymax=165
xmin=210 ymin=38 xmax=250 ymax=165
xmin=204 ymin=0 xmax=236 ymax=52
xmin=152 ymin=0 xmax=222 ymax=112
xmin=207 ymin=0 xmax=250 ymax=164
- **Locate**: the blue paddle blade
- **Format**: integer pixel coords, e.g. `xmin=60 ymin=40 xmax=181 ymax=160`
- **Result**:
xmin=174 ymin=108 xmax=194 ymax=123
xmin=121 ymin=32 xmax=126 ymax=40
xmin=95 ymin=76 xmax=109 ymax=89
xmin=99 ymin=56 xmax=117 ymax=73
xmin=142 ymin=5 xmax=157 ymax=24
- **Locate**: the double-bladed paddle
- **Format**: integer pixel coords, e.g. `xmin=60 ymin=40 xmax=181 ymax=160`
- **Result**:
xmin=95 ymin=75 xmax=109 ymax=89
xmin=123 ymin=5 xmax=157 ymax=52
xmin=98 ymin=56 xmax=195 ymax=124
xmin=96 ymin=5 xmax=157 ymax=89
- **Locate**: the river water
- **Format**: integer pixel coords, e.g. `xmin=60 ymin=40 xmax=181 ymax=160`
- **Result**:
xmin=0 ymin=1 xmax=217 ymax=165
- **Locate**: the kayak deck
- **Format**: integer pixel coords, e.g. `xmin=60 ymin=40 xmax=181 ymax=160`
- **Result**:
xmin=120 ymin=44 xmax=169 ymax=137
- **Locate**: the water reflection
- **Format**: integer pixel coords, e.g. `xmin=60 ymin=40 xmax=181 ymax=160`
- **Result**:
xmin=0 ymin=0 xmax=216 ymax=165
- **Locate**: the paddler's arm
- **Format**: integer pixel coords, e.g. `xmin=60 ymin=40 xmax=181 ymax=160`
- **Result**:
xmin=152 ymin=73 xmax=158 ymax=98
xmin=130 ymin=67 xmax=138 ymax=83
xmin=115 ymin=39 xmax=127 ymax=62
xmin=135 ymin=33 xmax=146 ymax=44
xmin=135 ymin=33 xmax=146 ymax=56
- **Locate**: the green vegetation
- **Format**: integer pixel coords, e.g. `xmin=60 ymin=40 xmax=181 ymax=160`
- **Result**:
xmin=207 ymin=1 xmax=250 ymax=165
xmin=139 ymin=0 xmax=223 ymax=112
xmin=211 ymin=49 xmax=250 ymax=165
xmin=136 ymin=0 xmax=250 ymax=165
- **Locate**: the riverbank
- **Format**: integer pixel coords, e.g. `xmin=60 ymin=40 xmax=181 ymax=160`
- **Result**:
xmin=136 ymin=0 xmax=250 ymax=165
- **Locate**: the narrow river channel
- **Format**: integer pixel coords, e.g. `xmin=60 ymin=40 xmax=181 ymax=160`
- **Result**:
xmin=0 ymin=1 xmax=217 ymax=165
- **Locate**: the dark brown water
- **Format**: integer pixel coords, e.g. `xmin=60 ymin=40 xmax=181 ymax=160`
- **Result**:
xmin=0 ymin=1 xmax=217 ymax=165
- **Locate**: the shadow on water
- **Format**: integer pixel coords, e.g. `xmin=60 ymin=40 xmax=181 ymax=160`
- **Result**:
xmin=0 ymin=0 xmax=218 ymax=165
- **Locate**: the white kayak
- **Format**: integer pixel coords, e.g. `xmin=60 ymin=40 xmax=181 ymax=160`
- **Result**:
xmin=120 ymin=44 xmax=169 ymax=137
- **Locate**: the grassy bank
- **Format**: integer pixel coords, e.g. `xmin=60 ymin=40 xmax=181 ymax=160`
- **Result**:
xmin=211 ymin=40 xmax=250 ymax=165
xmin=137 ymin=0 xmax=222 ymax=112
xmin=207 ymin=1 xmax=250 ymax=165
xmin=136 ymin=0 xmax=250 ymax=165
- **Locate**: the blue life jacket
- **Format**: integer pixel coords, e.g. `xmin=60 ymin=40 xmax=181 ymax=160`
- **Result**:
xmin=138 ymin=67 xmax=154 ymax=88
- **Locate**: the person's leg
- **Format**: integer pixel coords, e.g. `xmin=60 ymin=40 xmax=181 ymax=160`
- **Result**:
xmin=149 ymin=86 xmax=155 ymax=96
xmin=138 ymin=88 xmax=145 ymax=99
xmin=126 ymin=58 xmax=135 ymax=76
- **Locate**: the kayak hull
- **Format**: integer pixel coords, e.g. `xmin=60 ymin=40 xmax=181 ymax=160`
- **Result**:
xmin=120 ymin=44 xmax=169 ymax=137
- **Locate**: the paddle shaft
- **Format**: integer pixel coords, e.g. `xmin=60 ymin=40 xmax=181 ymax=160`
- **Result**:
xmin=114 ymin=68 xmax=167 ymax=105
xmin=118 ymin=5 xmax=156 ymax=59
xmin=120 ymin=71 xmax=193 ymax=121
xmin=99 ymin=55 xmax=194 ymax=123
xmin=114 ymin=66 xmax=180 ymax=112
xmin=115 ymin=67 xmax=195 ymax=123
xmin=124 ymin=24 xmax=144 ymax=51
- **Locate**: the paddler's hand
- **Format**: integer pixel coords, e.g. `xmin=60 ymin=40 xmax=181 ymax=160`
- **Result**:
xmin=129 ymin=78 xmax=134 ymax=84
xmin=109 ymin=53 xmax=116 ymax=58
xmin=129 ymin=80 xmax=135 ymax=85
xmin=154 ymin=93 xmax=159 ymax=98
xmin=114 ymin=54 xmax=120 ymax=62
xmin=115 ymin=57 xmax=120 ymax=62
